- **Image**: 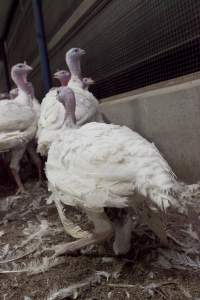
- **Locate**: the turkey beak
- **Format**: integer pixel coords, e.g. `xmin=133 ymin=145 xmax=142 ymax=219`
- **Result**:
xmin=89 ymin=79 xmax=95 ymax=85
xmin=53 ymin=73 xmax=59 ymax=79
xmin=79 ymin=49 xmax=86 ymax=55
xmin=25 ymin=65 xmax=33 ymax=72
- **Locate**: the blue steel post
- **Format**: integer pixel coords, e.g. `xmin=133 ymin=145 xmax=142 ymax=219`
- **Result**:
xmin=1 ymin=41 xmax=11 ymax=92
xmin=32 ymin=0 xmax=52 ymax=93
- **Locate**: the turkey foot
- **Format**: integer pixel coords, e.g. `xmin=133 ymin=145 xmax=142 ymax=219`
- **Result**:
xmin=16 ymin=185 xmax=29 ymax=195
xmin=54 ymin=199 xmax=90 ymax=239
xmin=54 ymin=231 xmax=112 ymax=257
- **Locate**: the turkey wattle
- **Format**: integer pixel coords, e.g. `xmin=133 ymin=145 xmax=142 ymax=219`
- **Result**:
xmin=0 ymin=63 xmax=38 ymax=193
xmin=37 ymin=70 xmax=70 ymax=156
xmin=46 ymin=87 xmax=200 ymax=256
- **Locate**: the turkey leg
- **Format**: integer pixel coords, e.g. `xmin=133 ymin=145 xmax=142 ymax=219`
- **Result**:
xmin=54 ymin=198 xmax=90 ymax=239
xmin=10 ymin=146 xmax=26 ymax=194
xmin=27 ymin=142 xmax=42 ymax=184
xmin=54 ymin=209 xmax=113 ymax=256
xmin=112 ymin=213 xmax=132 ymax=255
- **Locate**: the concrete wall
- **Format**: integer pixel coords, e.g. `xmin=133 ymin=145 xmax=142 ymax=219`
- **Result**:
xmin=101 ymin=78 xmax=200 ymax=183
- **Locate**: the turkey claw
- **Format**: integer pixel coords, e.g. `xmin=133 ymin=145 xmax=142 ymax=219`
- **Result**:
xmin=16 ymin=188 xmax=29 ymax=196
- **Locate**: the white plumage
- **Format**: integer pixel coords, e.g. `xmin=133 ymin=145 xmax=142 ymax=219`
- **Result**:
xmin=0 ymin=80 xmax=37 ymax=152
xmin=9 ymin=86 xmax=41 ymax=121
xmin=67 ymin=77 xmax=103 ymax=124
xmin=46 ymin=87 xmax=200 ymax=255
xmin=37 ymin=48 xmax=104 ymax=156
xmin=37 ymin=88 xmax=66 ymax=156
xmin=0 ymin=63 xmax=40 ymax=192
xmin=37 ymin=70 xmax=70 ymax=156
xmin=47 ymin=122 xmax=179 ymax=210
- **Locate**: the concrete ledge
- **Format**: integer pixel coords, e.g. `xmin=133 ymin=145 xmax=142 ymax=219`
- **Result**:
xmin=101 ymin=76 xmax=200 ymax=182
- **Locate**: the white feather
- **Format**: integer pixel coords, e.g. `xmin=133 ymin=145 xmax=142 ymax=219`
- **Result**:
xmin=0 ymin=89 xmax=38 ymax=152
xmin=46 ymin=122 xmax=193 ymax=212
xmin=37 ymin=81 xmax=103 ymax=156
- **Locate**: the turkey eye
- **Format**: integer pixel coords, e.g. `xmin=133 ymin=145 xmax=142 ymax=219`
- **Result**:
xmin=18 ymin=65 xmax=23 ymax=68
xmin=74 ymin=49 xmax=78 ymax=52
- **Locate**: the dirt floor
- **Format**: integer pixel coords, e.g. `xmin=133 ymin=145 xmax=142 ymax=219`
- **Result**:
xmin=1 ymin=181 xmax=200 ymax=300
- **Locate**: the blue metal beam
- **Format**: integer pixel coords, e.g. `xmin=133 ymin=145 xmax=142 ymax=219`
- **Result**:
xmin=32 ymin=0 xmax=52 ymax=93
xmin=1 ymin=40 xmax=11 ymax=91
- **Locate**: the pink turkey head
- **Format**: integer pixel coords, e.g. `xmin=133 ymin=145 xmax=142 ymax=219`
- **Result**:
xmin=66 ymin=48 xmax=86 ymax=79
xmin=66 ymin=48 xmax=86 ymax=61
xmin=53 ymin=70 xmax=70 ymax=86
xmin=11 ymin=63 xmax=33 ymax=94
xmin=57 ymin=87 xmax=76 ymax=124
xmin=11 ymin=63 xmax=32 ymax=82
xmin=82 ymin=77 xmax=95 ymax=90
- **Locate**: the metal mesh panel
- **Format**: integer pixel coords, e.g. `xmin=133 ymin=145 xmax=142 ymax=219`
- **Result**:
xmin=50 ymin=0 xmax=200 ymax=99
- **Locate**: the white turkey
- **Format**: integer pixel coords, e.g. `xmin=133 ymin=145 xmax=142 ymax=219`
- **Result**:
xmin=37 ymin=48 xmax=106 ymax=157
xmin=9 ymin=86 xmax=42 ymax=183
xmin=66 ymin=48 xmax=104 ymax=124
xmin=37 ymin=70 xmax=70 ymax=156
xmin=37 ymin=69 xmax=87 ymax=239
xmin=39 ymin=50 xmax=105 ymax=238
xmin=0 ymin=63 xmax=39 ymax=193
xmin=46 ymin=87 xmax=200 ymax=256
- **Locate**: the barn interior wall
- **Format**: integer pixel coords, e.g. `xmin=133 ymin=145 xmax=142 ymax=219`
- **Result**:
xmin=4 ymin=0 xmax=200 ymax=100
xmin=2 ymin=0 xmax=200 ymax=181
xmin=101 ymin=77 xmax=200 ymax=182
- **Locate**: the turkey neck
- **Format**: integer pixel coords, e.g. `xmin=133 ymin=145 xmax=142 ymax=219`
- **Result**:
xmin=83 ymin=85 xmax=89 ymax=91
xmin=66 ymin=56 xmax=82 ymax=81
xmin=62 ymin=98 xmax=77 ymax=129
xmin=63 ymin=114 xmax=77 ymax=129
xmin=12 ymin=73 xmax=32 ymax=105
xmin=59 ymin=77 xmax=69 ymax=87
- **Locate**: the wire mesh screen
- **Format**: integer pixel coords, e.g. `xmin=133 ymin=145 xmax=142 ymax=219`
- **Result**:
xmin=91 ymin=0 xmax=200 ymax=99
xmin=53 ymin=0 xmax=200 ymax=100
